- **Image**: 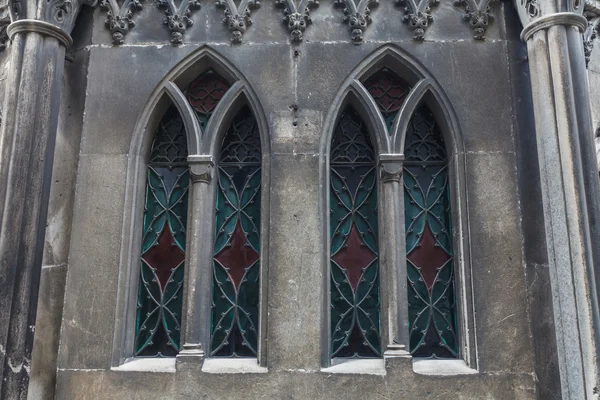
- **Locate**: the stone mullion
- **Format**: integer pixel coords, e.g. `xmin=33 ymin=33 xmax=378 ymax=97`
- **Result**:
xmin=177 ymin=156 xmax=215 ymax=366
xmin=0 ymin=30 xmax=66 ymax=399
xmin=379 ymin=155 xmax=411 ymax=359
xmin=523 ymin=18 xmax=600 ymax=398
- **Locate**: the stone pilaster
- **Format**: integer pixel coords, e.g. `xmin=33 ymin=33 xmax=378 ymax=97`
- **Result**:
xmin=379 ymin=154 xmax=411 ymax=359
xmin=176 ymin=155 xmax=214 ymax=367
xmin=514 ymin=0 xmax=600 ymax=397
xmin=0 ymin=0 xmax=93 ymax=397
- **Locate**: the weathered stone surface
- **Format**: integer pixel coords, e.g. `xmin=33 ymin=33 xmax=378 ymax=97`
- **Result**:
xmin=268 ymin=154 xmax=322 ymax=370
xmin=27 ymin=265 xmax=67 ymax=400
xmin=464 ymin=151 xmax=535 ymax=373
xmin=57 ymin=154 xmax=129 ymax=370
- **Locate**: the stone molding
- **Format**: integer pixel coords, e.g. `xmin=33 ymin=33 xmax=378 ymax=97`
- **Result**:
xmin=520 ymin=11 xmax=587 ymax=40
xmin=157 ymin=0 xmax=201 ymax=45
xmin=454 ymin=0 xmax=497 ymax=40
xmin=275 ymin=0 xmax=319 ymax=42
xmin=334 ymin=0 xmax=379 ymax=44
xmin=215 ymin=0 xmax=260 ymax=44
xmin=396 ymin=0 xmax=439 ymax=41
xmin=188 ymin=155 xmax=214 ymax=183
xmin=7 ymin=18 xmax=72 ymax=47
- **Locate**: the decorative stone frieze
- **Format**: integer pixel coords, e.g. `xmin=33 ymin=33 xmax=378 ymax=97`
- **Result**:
xmin=216 ymin=0 xmax=260 ymax=43
xmin=395 ymin=0 xmax=439 ymax=40
xmin=0 ymin=17 xmax=9 ymax=50
xmin=99 ymin=0 xmax=143 ymax=44
xmin=334 ymin=0 xmax=379 ymax=44
xmin=157 ymin=0 xmax=201 ymax=45
xmin=275 ymin=0 xmax=319 ymax=42
xmin=453 ymin=0 xmax=496 ymax=40
xmin=584 ymin=1 xmax=600 ymax=66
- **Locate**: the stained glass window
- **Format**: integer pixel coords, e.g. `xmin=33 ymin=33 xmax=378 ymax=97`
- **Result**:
xmin=403 ymin=106 xmax=458 ymax=358
xmin=211 ymin=106 xmax=262 ymax=357
xmin=330 ymin=107 xmax=381 ymax=358
xmin=135 ymin=106 xmax=189 ymax=357
xmin=186 ymin=69 xmax=230 ymax=130
xmin=363 ymin=68 xmax=410 ymax=131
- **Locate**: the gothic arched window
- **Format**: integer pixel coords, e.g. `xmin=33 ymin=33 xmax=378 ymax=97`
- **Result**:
xmin=135 ymin=106 xmax=189 ymax=357
xmin=404 ymin=107 xmax=458 ymax=358
xmin=330 ymin=106 xmax=381 ymax=358
xmin=135 ymin=70 xmax=231 ymax=358
xmin=211 ymin=106 xmax=262 ymax=358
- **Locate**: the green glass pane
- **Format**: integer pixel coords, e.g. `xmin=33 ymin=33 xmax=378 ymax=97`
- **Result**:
xmin=135 ymin=106 xmax=189 ymax=358
xmin=330 ymin=107 xmax=381 ymax=358
xmin=211 ymin=107 xmax=261 ymax=358
xmin=404 ymin=106 xmax=458 ymax=358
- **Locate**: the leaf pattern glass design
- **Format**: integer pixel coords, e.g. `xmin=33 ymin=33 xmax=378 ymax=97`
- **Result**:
xmin=186 ymin=69 xmax=230 ymax=130
xmin=211 ymin=106 xmax=262 ymax=357
xmin=330 ymin=107 xmax=381 ymax=358
xmin=135 ymin=106 xmax=189 ymax=357
xmin=404 ymin=106 xmax=458 ymax=358
xmin=363 ymin=68 xmax=410 ymax=131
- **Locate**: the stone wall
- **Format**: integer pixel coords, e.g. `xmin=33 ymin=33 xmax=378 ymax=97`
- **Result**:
xmin=27 ymin=0 xmax=551 ymax=398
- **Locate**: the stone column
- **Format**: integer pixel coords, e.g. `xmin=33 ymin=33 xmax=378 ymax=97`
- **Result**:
xmin=515 ymin=2 xmax=600 ymax=397
xmin=0 ymin=1 xmax=92 ymax=397
xmin=177 ymin=155 xmax=214 ymax=365
xmin=379 ymin=154 xmax=411 ymax=358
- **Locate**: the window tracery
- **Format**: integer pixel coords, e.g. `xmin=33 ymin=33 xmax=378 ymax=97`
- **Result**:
xmin=329 ymin=106 xmax=381 ymax=358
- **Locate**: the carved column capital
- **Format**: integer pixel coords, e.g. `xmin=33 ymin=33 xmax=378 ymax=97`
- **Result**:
xmin=188 ymin=155 xmax=214 ymax=183
xmin=514 ymin=0 xmax=586 ymax=41
xmin=8 ymin=0 xmax=96 ymax=43
xmin=379 ymin=154 xmax=404 ymax=183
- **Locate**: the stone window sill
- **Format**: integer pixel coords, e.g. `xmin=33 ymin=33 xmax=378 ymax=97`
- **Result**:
xmin=321 ymin=358 xmax=386 ymax=376
xmin=201 ymin=358 xmax=268 ymax=374
xmin=412 ymin=358 xmax=477 ymax=376
xmin=112 ymin=357 xmax=176 ymax=373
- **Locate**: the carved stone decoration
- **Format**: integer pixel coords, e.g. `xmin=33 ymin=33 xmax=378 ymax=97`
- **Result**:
xmin=334 ymin=0 xmax=379 ymax=44
xmin=157 ymin=0 xmax=201 ymax=45
xmin=99 ymin=0 xmax=143 ymax=45
xmin=216 ymin=0 xmax=260 ymax=44
xmin=0 ymin=17 xmax=9 ymax=51
xmin=584 ymin=1 xmax=600 ymax=67
xmin=275 ymin=0 xmax=319 ymax=42
xmin=453 ymin=0 xmax=495 ymax=40
xmin=395 ymin=0 xmax=438 ymax=40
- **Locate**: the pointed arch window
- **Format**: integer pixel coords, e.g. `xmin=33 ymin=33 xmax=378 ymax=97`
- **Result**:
xmin=211 ymin=106 xmax=262 ymax=358
xmin=329 ymin=106 xmax=381 ymax=358
xmin=134 ymin=70 xmax=231 ymax=358
xmin=135 ymin=106 xmax=189 ymax=357
xmin=403 ymin=107 xmax=458 ymax=358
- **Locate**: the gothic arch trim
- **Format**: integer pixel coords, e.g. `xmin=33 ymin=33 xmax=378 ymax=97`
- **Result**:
xmin=319 ymin=44 xmax=475 ymax=368
xmin=113 ymin=47 xmax=271 ymax=367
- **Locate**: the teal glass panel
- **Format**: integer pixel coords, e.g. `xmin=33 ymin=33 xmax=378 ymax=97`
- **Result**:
xmin=330 ymin=107 xmax=381 ymax=358
xmin=211 ymin=106 xmax=262 ymax=357
xmin=135 ymin=106 xmax=189 ymax=357
xmin=404 ymin=106 xmax=458 ymax=358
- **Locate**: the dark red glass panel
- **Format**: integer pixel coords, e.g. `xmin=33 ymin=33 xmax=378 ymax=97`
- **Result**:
xmin=186 ymin=70 xmax=230 ymax=115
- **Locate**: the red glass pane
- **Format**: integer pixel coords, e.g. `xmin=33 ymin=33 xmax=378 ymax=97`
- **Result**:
xmin=187 ymin=70 xmax=230 ymax=114
xmin=406 ymin=223 xmax=451 ymax=291
xmin=214 ymin=218 xmax=260 ymax=289
xmin=332 ymin=223 xmax=377 ymax=290
xmin=142 ymin=226 xmax=186 ymax=290
xmin=363 ymin=69 xmax=410 ymax=114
